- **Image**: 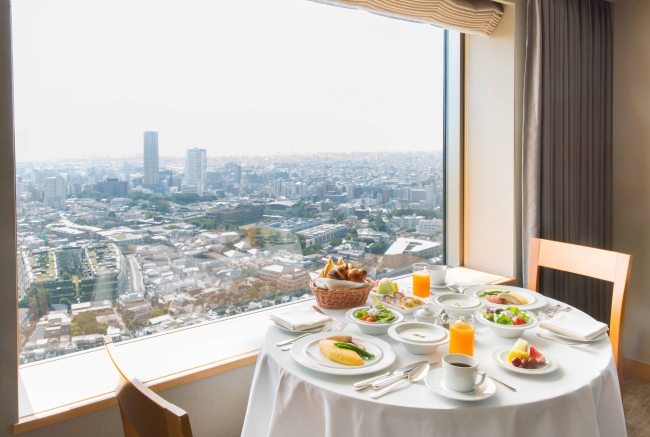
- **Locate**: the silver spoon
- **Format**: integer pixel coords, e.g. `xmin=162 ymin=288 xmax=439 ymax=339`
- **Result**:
xmin=371 ymin=363 xmax=430 ymax=399
xmin=447 ymin=283 xmax=475 ymax=294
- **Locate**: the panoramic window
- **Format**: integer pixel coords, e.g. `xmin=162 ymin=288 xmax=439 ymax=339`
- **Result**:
xmin=13 ymin=0 xmax=445 ymax=364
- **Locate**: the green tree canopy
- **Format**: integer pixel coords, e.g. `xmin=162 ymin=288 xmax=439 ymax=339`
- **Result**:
xmin=153 ymin=199 xmax=170 ymax=213
xmin=70 ymin=311 xmax=108 ymax=336
xmin=329 ymin=238 xmax=343 ymax=248
xmin=370 ymin=240 xmax=388 ymax=255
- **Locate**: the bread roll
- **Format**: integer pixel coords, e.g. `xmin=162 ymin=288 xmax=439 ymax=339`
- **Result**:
xmin=347 ymin=268 xmax=367 ymax=283
xmin=327 ymin=265 xmax=349 ymax=280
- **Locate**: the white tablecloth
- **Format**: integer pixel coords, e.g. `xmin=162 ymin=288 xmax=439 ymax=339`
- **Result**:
xmin=241 ymin=297 xmax=626 ymax=437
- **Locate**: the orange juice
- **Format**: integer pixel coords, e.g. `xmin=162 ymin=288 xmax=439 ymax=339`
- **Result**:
xmin=449 ymin=322 xmax=475 ymax=356
xmin=412 ymin=271 xmax=430 ymax=298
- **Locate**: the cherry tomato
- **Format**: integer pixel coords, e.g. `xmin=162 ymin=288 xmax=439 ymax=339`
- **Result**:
xmin=365 ymin=317 xmax=376 ymax=322
xmin=360 ymin=316 xmax=368 ymax=321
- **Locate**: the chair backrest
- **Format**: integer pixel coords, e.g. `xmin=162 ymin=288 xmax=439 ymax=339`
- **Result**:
xmin=527 ymin=238 xmax=632 ymax=382
xmin=104 ymin=336 xmax=194 ymax=437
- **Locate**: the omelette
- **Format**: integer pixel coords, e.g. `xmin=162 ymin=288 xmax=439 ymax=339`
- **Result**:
xmin=318 ymin=339 xmax=364 ymax=366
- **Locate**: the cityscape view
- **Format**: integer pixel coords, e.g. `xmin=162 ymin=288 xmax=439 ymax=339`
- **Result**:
xmin=12 ymin=0 xmax=444 ymax=365
xmin=16 ymin=136 xmax=444 ymax=363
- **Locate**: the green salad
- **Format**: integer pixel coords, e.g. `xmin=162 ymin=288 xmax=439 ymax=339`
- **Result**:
xmin=480 ymin=306 xmax=531 ymax=326
xmin=353 ymin=302 xmax=395 ymax=323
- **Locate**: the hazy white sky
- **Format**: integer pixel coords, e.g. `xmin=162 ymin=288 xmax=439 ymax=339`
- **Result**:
xmin=11 ymin=0 xmax=444 ymax=161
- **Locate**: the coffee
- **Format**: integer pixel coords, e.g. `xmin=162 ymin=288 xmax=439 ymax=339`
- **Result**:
xmin=449 ymin=362 xmax=471 ymax=368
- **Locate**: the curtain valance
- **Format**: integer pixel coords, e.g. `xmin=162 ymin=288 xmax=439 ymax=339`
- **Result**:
xmin=309 ymin=0 xmax=504 ymax=36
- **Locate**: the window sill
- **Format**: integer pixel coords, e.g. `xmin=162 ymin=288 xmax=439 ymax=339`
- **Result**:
xmin=14 ymin=300 xmax=312 ymax=434
xmin=14 ymin=267 xmax=514 ymax=434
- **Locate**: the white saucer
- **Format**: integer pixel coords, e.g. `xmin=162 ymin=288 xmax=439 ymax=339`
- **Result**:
xmin=430 ymin=281 xmax=456 ymax=290
xmin=424 ymin=368 xmax=496 ymax=401
xmin=492 ymin=348 xmax=558 ymax=375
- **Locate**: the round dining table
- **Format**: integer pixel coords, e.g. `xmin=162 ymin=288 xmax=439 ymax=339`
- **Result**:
xmin=241 ymin=294 xmax=626 ymax=437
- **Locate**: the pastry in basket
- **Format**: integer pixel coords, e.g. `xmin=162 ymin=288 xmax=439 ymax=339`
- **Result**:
xmin=327 ymin=264 xmax=349 ymax=280
xmin=347 ymin=268 xmax=367 ymax=283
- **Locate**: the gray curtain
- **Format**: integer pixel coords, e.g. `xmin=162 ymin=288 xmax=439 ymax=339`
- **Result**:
xmin=522 ymin=0 xmax=613 ymax=323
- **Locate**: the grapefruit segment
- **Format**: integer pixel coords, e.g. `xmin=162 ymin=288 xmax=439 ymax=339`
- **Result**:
xmin=528 ymin=346 xmax=546 ymax=364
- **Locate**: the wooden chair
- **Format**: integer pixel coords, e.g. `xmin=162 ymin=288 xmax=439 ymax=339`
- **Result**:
xmin=527 ymin=238 xmax=632 ymax=384
xmin=104 ymin=336 xmax=194 ymax=437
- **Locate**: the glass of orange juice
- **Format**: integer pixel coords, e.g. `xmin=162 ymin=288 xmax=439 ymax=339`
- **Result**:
xmin=449 ymin=311 xmax=475 ymax=356
xmin=412 ymin=263 xmax=431 ymax=298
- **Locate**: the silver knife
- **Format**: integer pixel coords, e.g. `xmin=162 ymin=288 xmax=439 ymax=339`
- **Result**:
xmin=354 ymin=360 xmax=428 ymax=391
xmin=373 ymin=361 xmax=438 ymax=389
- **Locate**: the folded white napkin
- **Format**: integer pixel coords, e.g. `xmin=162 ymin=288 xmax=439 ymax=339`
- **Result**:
xmin=314 ymin=278 xmax=366 ymax=290
xmin=540 ymin=312 xmax=609 ymax=341
xmin=270 ymin=307 xmax=331 ymax=331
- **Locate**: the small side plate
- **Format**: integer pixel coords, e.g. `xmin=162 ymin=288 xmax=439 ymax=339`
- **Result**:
xmin=491 ymin=348 xmax=558 ymax=375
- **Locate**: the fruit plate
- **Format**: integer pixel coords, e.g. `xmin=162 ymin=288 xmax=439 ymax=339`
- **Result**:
xmin=368 ymin=292 xmax=427 ymax=315
xmin=492 ymin=348 xmax=558 ymax=375
xmin=290 ymin=332 xmax=396 ymax=376
xmin=467 ymin=285 xmax=548 ymax=311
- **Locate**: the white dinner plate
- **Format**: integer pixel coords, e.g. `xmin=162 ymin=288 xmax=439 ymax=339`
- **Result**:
xmin=273 ymin=322 xmax=323 ymax=334
xmin=425 ymin=368 xmax=496 ymax=401
xmin=541 ymin=330 xmax=609 ymax=343
xmin=492 ymin=348 xmax=558 ymax=375
xmin=290 ymin=332 xmax=396 ymax=376
xmin=466 ymin=285 xmax=548 ymax=311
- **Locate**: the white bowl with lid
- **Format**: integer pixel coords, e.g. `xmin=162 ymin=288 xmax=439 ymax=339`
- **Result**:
xmin=388 ymin=322 xmax=449 ymax=355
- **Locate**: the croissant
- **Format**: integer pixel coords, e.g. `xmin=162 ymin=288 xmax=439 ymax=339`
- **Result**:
xmin=348 ymin=268 xmax=367 ymax=283
xmin=327 ymin=265 xmax=349 ymax=280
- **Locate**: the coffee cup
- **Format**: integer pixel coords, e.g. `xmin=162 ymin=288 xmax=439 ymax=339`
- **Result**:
xmin=442 ymin=353 xmax=486 ymax=393
xmin=429 ymin=265 xmax=448 ymax=286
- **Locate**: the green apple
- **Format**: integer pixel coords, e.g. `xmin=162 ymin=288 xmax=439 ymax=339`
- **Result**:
xmin=376 ymin=278 xmax=394 ymax=295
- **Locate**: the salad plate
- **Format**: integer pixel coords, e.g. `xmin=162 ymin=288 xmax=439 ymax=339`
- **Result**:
xmin=290 ymin=332 xmax=396 ymax=376
xmin=425 ymin=369 xmax=496 ymax=402
xmin=492 ymin=348 xmax=558 ymax=375
xmin=476 ymin=308 xmax=539 ymax=338
xmin=467 ymin=285 xmax=548 ymax=310
xmin=345 ymin=304 xmax=404 ymax=335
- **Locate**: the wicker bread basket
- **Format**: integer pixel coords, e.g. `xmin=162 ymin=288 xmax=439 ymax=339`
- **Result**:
xmin=309 ymin=279 xmax=374 ymax=309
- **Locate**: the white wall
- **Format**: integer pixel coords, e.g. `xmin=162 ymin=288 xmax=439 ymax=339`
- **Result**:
xmin=465 ymin=0 xmax=526 ymax=280
xmin=612 ymin=0 xmax=650 ymax=364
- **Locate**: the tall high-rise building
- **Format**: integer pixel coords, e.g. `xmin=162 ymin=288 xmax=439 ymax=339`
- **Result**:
xmin=44 ymin=175 xmax=66 ymax=209
xmin=184 ymin=148 xmax=207 ymax=195
xmin=143 ymin=131 xmax=159 ymax=185
xmin=234 ymin=164 xmax=242 ymax=185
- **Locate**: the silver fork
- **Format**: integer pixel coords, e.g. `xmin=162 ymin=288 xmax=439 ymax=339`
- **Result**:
xmin=536 ymin=333 xmax=586 ymax=347
xmin=280 ymin=321 xmax=346 ymax=351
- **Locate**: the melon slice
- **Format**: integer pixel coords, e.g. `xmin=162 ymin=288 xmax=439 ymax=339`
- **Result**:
xmin=513 ymin=338 xmax=528 ymax=352
xmin=528 ymin=346 xmax=546 ymax=364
